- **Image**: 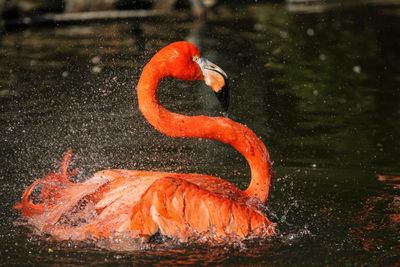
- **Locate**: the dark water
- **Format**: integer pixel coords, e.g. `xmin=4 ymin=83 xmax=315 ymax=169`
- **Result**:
xmin=1 ymin=3 xmax=399 ymax=266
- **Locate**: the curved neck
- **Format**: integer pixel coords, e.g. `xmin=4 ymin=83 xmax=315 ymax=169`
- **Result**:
xmin=137 ymin=63 xmax=272 ymax=203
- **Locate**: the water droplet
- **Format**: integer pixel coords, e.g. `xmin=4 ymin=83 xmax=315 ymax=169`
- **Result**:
xmin=353 ymin=65 xmax=361 ymax=74
xmin=307 ymin=28 xmax=315 ymax=36
xmin=280 ymin=31 xmax=289 ymax=39
xmin=253 ymin=23 xmax=263 ymax=31
xmin=91 ymin=56 xmax=101 ymax=65
xmin=92 ymin=66 xmax=102 ymax=74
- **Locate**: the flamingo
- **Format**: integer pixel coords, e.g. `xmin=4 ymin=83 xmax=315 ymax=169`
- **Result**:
xmin=15 ymin=41 xmax=275 ymax=244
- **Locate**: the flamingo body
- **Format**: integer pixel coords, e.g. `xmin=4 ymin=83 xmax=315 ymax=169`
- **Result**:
xmin=15 ymin=41 xmax=275 ymax=244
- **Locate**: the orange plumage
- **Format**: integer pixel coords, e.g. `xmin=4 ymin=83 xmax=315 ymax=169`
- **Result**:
xmin=15 ymin=41 xmax=275 ymax=244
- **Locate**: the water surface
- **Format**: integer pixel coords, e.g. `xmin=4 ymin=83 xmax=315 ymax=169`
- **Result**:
xmin=0 ymin=3 xmax=399 ymax=266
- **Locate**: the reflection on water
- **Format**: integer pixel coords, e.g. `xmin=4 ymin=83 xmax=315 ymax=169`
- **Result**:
xmin=0 ymin=3 xmax=399 ymax=265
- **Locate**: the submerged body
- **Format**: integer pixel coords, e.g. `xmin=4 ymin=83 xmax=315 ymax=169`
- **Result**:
xmin=15 ymin=42 xmax=275 ymax=244
xmin=17 ymin=154 xmax=274 ymax=242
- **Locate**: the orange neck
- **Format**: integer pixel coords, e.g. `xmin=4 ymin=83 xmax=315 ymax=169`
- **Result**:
xmin=136 ymin=62 xmax=272 ymax=203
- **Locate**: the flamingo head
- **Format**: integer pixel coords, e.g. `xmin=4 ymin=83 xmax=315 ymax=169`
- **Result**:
xmin=152 ymin=41 xmax=230 ymax=111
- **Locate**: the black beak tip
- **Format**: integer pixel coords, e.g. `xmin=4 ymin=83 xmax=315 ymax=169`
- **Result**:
xmin=215 ymin=83 xmax=230 ymax=112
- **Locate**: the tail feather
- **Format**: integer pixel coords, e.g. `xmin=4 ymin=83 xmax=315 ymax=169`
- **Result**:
xmin=13 ymin=180 xmax=44 ymax=216
xmin=59 ymin=149 xmax=75 ymax=183
xmin=14 ymin=149 xmax=78 ymax=217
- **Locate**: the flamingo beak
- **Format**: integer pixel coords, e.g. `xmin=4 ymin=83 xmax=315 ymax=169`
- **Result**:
xmin=196 ymin=57 xmax=230 ymax=111
xmin=214 ymin=83 xmax=229 ymax=112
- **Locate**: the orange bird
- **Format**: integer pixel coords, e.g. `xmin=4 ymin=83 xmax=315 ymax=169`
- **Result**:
xmin=15 ymin=41 xmax=275 ymax=243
